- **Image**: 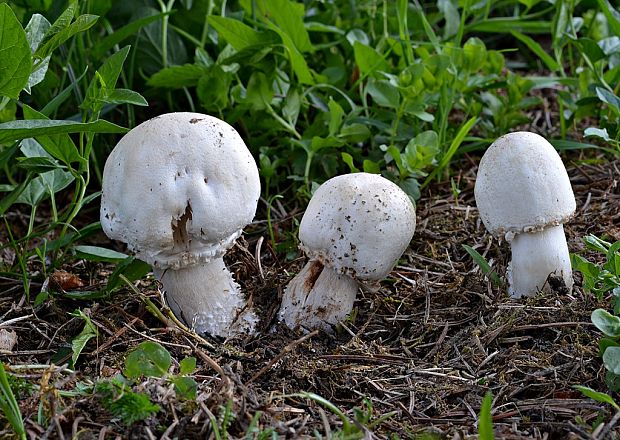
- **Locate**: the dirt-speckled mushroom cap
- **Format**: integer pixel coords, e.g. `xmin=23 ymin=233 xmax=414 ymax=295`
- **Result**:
xmin=298 ymin=173 xmax=416 ymax=280
xmin=100 ymin=112 xmax=260 ymax=270
xmin=474 ymin=131 xmax=576 ymax=238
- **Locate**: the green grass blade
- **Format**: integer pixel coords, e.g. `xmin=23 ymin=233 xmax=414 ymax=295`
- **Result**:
xmin=478 ymin=392 xmax=494 ymax=440
xmin=0 ymin=363 xmax=26 ymax=440
xmin=462 ymin=244 xmax=502 ymax=287
xmin=510 ymin=31 xmax=560 ymax=72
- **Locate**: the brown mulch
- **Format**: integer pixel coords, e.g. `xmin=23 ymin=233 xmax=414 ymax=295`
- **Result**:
xmin=0 ymin=154 xmax=619 ymax=439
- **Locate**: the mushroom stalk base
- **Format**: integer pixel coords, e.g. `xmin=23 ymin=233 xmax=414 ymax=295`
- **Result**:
xmin=507 ymin=224 xmax=573 ymax=298
xmin=279 ymin=259 xmax=358 ymax=332
xmin=154 ymin=258 xmax=257 ymax=337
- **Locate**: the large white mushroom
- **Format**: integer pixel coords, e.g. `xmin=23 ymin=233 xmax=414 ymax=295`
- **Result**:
xmin=100 ymin=112 xmax=261 ymax=337
xmin=279 ymin=173 xmax=416 ymax=331
xmin=474 ymin=131 xmax=576 ymax=298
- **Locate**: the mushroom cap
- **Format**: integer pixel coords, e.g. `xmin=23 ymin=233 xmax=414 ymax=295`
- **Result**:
xmin=474 ymin=131 xmax=576 ymax=238
xmin=100 ymin=112 xmax=260 ymax=270
xmin=298 ymin=173 xmax=416 ymax=280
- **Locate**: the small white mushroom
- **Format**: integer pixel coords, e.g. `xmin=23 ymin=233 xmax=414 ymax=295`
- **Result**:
xmin=279 ymin=173 xmax=416 ymax=331
xmin=474 ymin=131 xmax=576 ymax=298
xmin=100 ymin=113 xmax=260 ymax=337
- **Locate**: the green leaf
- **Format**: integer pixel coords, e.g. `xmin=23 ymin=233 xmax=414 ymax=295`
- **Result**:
xmin=366 ymin=79 xmax=400 ymax=108
xmin=511 ymin=31 xmax=560 ymax=72
xmin=0 ymin=3 xmax=33 ymax=99
xmin=147 ymin=64 xmax=208 ymax=88
xmin=70 ymin=309 xmax=98 ymax=367
xmin=341 ymin=152 xmax=359 ymax=173
xmin=196 ymin=67 xmax=232 ymax=112
xmin=478 ymin=392 xmax=494 ymax=440
xmin=245 ymin=71 xmax=273 ymax=110
xmin=24 ymin=13 xmax=51 ymax=93
xmin=179 ymin=357 xmax=196 ymax=375
xmin=597 ymin=0 xmax=620 ymax=39
xmin=0 ymin=176 xmax=33 ymax=215
xmin=253 ymin=0 xmax=312 ymax=52
xmin=468 ymin=19 xmax=551 ymax=34
xmin=73 ymin=245 xmax=128 ymax=263
xmin=92 ymin=12 xmax=171 ymax=59
xmin=124 ymin=341 xmax=171 ymax=379
xmin=106 ymin=257 xmax=151 ymax=292
xmin=596 ymin=87 xmax=620 ymax=113
xmin=354 ymin=42 xmax=389 ymax=77
xmin=265 ymin=20 xmax=314 ymax=84
xmin=576 ymin=38 xmax=606 ymax=64
xmin=463 ymin=244 xmax=502 ymax=286
xmin=0 ymin=363 xmax=26 ymax=439
xmin=16 ymin=156 xmax=61 ymax=173
xmin=327 ymin=99 xmax=344 ymax=136
xmin=574 ymin=385 xmax=619 ymax=410
xmin=35 ymin=12 xmax=99 ymax=61
xmin=592 ymin=309 xmax=620 ymax=338
xmin=172 ymin=376 xmax=197 ymax=400
xmin=0 ymin=119 xmax=128 ymax=144
xmin=584 ymin=127 xmax=610 ymax=141
xmin=604 ymin=346 xmax=620 ymax=375
xmin=437 ymin=0 xmax=460 ymax=39
xmin=208 ymin=16 xmax=272 ymax=51
xmin=104 ymin=89 xmax=148 ymax=106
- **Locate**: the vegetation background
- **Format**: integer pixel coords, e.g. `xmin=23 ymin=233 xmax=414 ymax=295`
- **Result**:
xmin=0 ymin=0 xmax=619 ymax=438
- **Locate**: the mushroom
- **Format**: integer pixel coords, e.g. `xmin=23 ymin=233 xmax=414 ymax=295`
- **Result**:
xmin=279 ymin=173 xmax=416 ymax=331
xmin=474 ymin=131 xmax=576 ymax=298
xmin=100 ymin=113 xmax=261 ymax=337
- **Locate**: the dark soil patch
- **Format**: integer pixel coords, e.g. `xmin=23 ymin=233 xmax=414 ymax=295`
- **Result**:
xmin=1 ymin=155 xmax=619 ymax=439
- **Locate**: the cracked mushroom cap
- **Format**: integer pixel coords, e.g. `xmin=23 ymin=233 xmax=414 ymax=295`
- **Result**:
xmin=298 ymin=173 xmax=416 ymax=280
xmin=474 ymin=131 xmax=576 ymax=238
xmin=100 ymin=112 xmax=260 ymax=270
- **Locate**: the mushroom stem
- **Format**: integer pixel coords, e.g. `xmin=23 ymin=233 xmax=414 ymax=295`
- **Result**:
xmin=153 ymin=257 xmax=257 ymax=337
xmin=279 ymin=259 xmax=359 ymax=332
xmin=507 ymin=224 xmax=573 ymax=298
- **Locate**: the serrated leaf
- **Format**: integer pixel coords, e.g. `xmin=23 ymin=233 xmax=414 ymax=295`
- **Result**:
xmin=0 ymin=3 xmax=33 ymax=99
xmin=0 ymin=119 xmax=128 ymax=144
xmin=124 ymin=341 xmax=171 ymax=379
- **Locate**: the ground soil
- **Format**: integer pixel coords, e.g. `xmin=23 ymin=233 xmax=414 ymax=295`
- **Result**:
xmin=0 ymin=153 xmax=619 ymax=439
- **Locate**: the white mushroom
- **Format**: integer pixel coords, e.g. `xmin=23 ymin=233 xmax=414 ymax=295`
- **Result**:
xmin=474 ymin=131 xmax=576 ymax=298
xmin=100 ymin=113 xmax=261 ymax=337
xmin=279 ymin=173 xmax=416 ymax=331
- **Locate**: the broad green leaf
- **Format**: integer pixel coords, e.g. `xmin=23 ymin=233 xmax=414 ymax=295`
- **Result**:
xmin=37 ymin=0 xmax=78 ymax=51
xmin=592 ymin=309 xmax=620 ymax=337
xmin=574 ymin=385 xmax=619 ymax=410
xmin=22 ymin=104 xmax=82 ymax=166
xmin=208 ymin=16 xmax=271 ymax=51
xmin=327 ymin=99 xmax=344 ymax=136
xmin=124 ymin=341 xmax=171 ymax=379
xmin=576 ymin=38 xmax=606 ymax=64
xmin=584 ymin=127 xmax=610 ymax=141
xmin=362 ymin=160 xmax=380 ymax=174
xmin=341 ymin=152 xmax=360 ymax=173
xmin=265 ymin=20 xmax=314 ymax=84
xmin=283 ymin=88 xmax=301 ymax=126
xmin=92 ymin=12 xmax=171 ymax=59
xmin=511 ymin=31 xmax=560 ymax=72
xmin=366 ymin=79 xmax=400 ymax=109
xmin=83 ymin=46 xmax=135 ymax=112
xmin=596 ymin=87 xmax=620 ymax=113
xmin=253 ymin=0 xmax=312 ymax=52
xmin=179 ymin=357 xmax=196 ymax=375
xmin=35 ymin=13 xmax=99 ymax=61
xmin=70 ymin=310 xmax=98 ymax=367
xmin=0 ymin=119 xmax=128 ymax=144
xmin=104 ymin=89 xmax=148 ymax=106
xmin=600 ymin=338 xmax=620 ymax=357
xmin=147 ymin=64 xmax=208 ymax=88
xmin=597 ymin=0 xmax=620 ymax=39
xmin=478 ymin=392 xmax=494 ymax=440
xmin=135 ymin=7 xmax=187 ymax=75
xmin=245 ymin=72 xmax=273 ymax=110
xmin=172 ymin=376 xmax=197 ymax=400
xmin=73 ymin=245 xmax=128 ymax=263
xmin=604 ymin=346 xmax=620 ymax=375
xmin=106 ymin=257 xmax=151 ymax=292
xmin=0 ymin=3 xmax=33 ymax=99
xmin=24 ymin=13 xmax=51 ymax=93
xmin=196 ymin=67 xmax=233 ymax=112
xmin=16 ymin=156 xmax=61 ymax=173
xmin=354 ymin=42 xmax=389 ymax=77
xmin=438 ymin=0 xmax=460 ymax=39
